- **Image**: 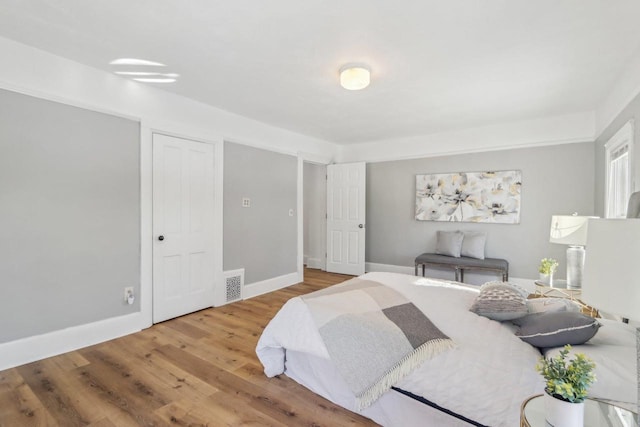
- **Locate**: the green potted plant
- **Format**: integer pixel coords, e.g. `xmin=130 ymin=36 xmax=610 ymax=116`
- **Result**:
xmin=538 ymin=258 xmax=558 ymax=286
xmin=536 ymin=345 xmax=596 ymax=426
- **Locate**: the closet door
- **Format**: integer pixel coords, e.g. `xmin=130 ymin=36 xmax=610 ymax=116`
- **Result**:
xmin=152 ymin=133 xmax=215 ymax=323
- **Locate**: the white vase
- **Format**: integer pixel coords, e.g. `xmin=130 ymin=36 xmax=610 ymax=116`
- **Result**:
xmin=544 ymin=391 xmax=584 ymax=427
xmin=539 ymin=273 xmax=551 ymax=285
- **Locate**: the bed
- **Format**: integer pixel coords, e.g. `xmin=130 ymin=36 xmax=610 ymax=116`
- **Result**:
xmin=256 ymin=272 xmax=637 ymax=426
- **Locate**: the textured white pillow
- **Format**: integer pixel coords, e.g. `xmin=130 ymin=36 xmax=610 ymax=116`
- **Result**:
xmin=469 ymin=281 xmax=529 ymax=321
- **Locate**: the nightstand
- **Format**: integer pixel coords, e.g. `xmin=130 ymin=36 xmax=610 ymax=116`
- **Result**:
xmin=520 ymin=394 xmax=638 ymax=427
xmin=533 ymin=280 xmax=599 ymax=317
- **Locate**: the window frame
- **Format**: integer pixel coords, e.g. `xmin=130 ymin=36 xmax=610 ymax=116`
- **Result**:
xmin=604 ymin=120 xmax=635 ymax=218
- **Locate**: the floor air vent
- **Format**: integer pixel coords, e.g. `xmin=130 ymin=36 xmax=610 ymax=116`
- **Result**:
xmin=223 ymin=269 xmax=244 ymax=304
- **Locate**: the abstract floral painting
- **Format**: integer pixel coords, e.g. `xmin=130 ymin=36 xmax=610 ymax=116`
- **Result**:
xmin=415 ymin=170 xmax=521 ymax=223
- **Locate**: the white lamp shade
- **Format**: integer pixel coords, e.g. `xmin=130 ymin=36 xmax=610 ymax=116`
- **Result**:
xmin=549 ymin=215 xmax=595 ymax=246
xmin=340 ymin=66 xmax=370 ymax=90
xmin=582 ymin=219 xmax=640 ymax=320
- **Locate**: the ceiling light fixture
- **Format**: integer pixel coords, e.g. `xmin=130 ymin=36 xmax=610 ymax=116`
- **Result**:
xmin=339 ymin=64 xmax=371 ymax=90
xmin=110 ymin=58 xmax=166 ymax=66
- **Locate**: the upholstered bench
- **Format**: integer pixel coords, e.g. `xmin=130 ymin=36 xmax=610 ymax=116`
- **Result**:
xmin=414 ymin=253 xmax=509 ymax=283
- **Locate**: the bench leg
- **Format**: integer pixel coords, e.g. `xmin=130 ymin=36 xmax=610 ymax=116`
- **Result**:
xmin=459 ymin=268 xmax=464 ymax=283
xmin=454 ymin=268 xmax=460 ymax=282
xmin=422 ymin=264 xmax=425 ymax=277
xmin=503 ymin=271 xmax=508 ymax=281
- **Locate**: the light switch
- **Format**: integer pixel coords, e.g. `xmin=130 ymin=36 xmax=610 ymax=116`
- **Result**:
xmin=242 ymin=198 xmax=251 ymax=208
xmin=288 ymin=209 xmax=294 ymax=216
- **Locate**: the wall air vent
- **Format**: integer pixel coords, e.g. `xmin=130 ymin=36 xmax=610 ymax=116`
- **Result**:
xmin=223 ymin=269 xmax=244 ymax=304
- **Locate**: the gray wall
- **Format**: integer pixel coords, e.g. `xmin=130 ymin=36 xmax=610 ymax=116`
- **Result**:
xmin=594 ymin=91 xmax=640 ymax=217
xmin=367 ymin=142 xmax=595 ymax=280
xmin=223 ymin=142 xmax=297 ymax=284
xmin=303 ymin=162 xmax=326 ymax=268
xmin=0 ymin=89 xmax=140 ymax=343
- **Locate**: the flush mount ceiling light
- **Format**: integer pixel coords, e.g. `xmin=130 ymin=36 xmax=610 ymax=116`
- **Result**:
xmin=339 ymin=64 xmax=371 ymax=90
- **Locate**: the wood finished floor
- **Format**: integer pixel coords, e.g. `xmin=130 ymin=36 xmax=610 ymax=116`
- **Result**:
xmin=0 ymin=268 xmax=379 ymax=427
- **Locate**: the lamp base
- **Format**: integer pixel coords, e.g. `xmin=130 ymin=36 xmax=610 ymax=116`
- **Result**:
xmin=566 ymin=246 xmax=585 ymax=289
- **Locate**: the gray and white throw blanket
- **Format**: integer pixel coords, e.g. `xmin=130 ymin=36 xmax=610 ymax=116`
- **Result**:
xmin=301 ymin=278 xmax=455 ymax=410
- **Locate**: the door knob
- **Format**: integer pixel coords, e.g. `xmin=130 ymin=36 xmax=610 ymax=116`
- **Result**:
xmin=158 ymin=235 xmax=165 ymax=241
xmin=358 ymin=224 xmax=364 ymax=229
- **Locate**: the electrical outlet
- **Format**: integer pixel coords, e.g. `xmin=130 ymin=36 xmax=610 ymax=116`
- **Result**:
xmin=242 ymin=197 xmax=251 ymax=208
xmin=124 ymin=287 xmax=134 ymax=304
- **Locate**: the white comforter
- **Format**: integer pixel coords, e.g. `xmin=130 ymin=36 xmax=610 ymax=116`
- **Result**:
xmin=257 ymin=272 xmax=544 ymax=426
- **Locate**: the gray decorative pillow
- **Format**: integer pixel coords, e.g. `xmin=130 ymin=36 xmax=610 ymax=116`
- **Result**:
xmin=514 ymin=312 xmax=601 ymax=348
xmin=460 ymin=231 xmax=486 ymax=259
xmin=469 ymin=281 xmax=529 ymax=321
xmin=435 ymin=231 xmax=464 ymax=257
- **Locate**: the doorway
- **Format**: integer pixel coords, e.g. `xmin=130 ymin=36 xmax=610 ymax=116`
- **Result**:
xmin=303 ymin=161 xmax=327 ymax=271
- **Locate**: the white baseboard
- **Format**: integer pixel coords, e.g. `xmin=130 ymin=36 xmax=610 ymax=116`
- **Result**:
xmin=366 ymin=262 xmax=415 ymax=275
xmin=365 ymin=262 xmax=533 ymax=289
xmin=243 ymin=272 xmax=299 ymax=299
xmin=0 ymin=312 xmax=146 ymax=371
xmin=305 ymin=257 xmax=325 ymax=270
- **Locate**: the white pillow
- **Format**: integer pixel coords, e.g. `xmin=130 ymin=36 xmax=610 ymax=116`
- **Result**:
xmin=435 ymin=230 xmax=464 ymax=257
xmin=460 ymin=231 xmax=486 ymax=259
xmin=526 ymin=298 xmax=581 ymax=314
xmin=469 ymin=281 xmax=529 ymax=321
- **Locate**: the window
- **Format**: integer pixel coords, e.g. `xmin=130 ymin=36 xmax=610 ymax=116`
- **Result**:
xmin=605 ymin=120 xmax=634 ymax=218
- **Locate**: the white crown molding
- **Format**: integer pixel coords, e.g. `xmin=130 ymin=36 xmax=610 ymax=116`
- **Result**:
xmin=298 ymin=150 xmax=333 ymax=165
xmin=595 ymin=46 xmax=640 ymax=139
xmin=338 ymin=112 xmax=595 ymax=163
xmin=0 ymin=36 xmax=339 ymax=162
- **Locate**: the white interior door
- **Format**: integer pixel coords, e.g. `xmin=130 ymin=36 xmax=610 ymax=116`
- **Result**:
xmin=152 ymin=133 xmax=215 ymax=323
xmin=326 ymin=162 xmax=366 ymax=275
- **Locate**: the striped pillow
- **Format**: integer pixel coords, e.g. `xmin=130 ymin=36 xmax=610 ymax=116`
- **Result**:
xmin=514 ymin=312 xmax=601 ymax=348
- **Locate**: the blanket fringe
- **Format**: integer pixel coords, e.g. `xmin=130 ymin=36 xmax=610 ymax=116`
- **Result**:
xmin=355 ymin=338 xmax=455 ymax=411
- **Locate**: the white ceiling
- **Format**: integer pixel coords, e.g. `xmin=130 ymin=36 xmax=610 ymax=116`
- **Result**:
xmin=1 ymin=0 xmax=640 ymax=145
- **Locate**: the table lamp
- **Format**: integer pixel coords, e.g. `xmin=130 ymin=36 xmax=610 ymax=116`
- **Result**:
xmin=549 ymin=215 xmax=597 ymax=289
xmin=582 ymin=218 xmax=640 ymax=411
